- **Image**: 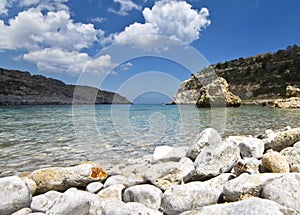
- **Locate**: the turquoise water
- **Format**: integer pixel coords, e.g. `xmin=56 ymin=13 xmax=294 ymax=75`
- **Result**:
xmin=0 ymin=104 xmax=299 ymax=176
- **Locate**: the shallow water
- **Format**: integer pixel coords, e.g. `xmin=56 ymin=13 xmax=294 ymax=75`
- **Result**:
xmin=0 ymin=104 xmax=299 ymax=176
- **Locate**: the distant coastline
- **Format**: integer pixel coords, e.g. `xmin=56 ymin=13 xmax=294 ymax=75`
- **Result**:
xmin=0 ymin=68 xmax=131 ymax=105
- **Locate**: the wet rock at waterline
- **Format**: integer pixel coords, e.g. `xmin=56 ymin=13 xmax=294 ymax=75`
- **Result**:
xmin=26 ymin=162 xmax=107 ymax=194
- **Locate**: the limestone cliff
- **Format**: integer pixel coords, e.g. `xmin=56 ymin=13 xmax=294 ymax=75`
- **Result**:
xmin=0 ymin=68 xmax=131 ymax=105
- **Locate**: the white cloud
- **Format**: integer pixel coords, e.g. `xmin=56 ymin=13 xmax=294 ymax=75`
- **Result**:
xmin=23 ymin=48 xmax=117 ymax=75
xmin=109 ymin=0 xmax=141 ymax=16
xmin=119 ymin=62 xmax=133 ymax=71
xmin=19 ymin=0 xmax=69 ymax=11
xmin=0 ymin=8 xmax=103 ymax=51
xmin=0 ymin=0 xmax=9 ymax=15
xmin=23 ymin=48 xmax=90 ymax=74
xmin=90 ymin=17 xmax=105 ymax=23
xmin=114 ymin=0 xmax=210 ymax=44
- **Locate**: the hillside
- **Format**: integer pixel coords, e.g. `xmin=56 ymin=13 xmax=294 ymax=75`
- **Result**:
xmin=0 ymin=68 xmax=131 ymax=105
xmin=172 ymin=44 xmax=300 ymax=104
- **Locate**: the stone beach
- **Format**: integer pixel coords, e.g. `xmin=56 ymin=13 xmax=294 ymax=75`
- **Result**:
xmin=1 ymin=126 xmax=300 ymax=215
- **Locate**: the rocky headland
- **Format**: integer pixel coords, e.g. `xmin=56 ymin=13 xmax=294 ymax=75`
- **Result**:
xmin=0 ymin=68 xmax=131 ymax=105
xmin=172 ymin=44 xmax=300 ymax=106
xmin=1 ymin=126 xmax=300 ymax=214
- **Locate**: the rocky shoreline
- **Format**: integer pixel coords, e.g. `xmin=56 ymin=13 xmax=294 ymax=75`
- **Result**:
xmin=1 ymin=126 xmax=300 ymax=215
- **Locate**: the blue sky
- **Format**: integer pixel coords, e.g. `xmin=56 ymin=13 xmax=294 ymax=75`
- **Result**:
xmin=0 ymin=0 xmax=300 ymax=103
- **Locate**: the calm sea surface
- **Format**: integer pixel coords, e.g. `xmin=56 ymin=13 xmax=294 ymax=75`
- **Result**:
xmin=0 ymin=104 xmax=299 ymax=176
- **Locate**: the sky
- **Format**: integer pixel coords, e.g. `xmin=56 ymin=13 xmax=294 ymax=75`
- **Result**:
xmin=0 ymin=0 xmax=300 ymax=103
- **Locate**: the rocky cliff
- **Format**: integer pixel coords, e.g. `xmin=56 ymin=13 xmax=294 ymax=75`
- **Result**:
xmin=0 ymin=68 xmax=131 ymax=105
xmin=172 ymin=44 xmax=300 ymax=104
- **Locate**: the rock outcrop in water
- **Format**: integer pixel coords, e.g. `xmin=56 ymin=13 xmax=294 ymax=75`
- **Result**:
xmin=274 ymin=85 xmax=300 ymax=108
xmin=196 ymin=77 xmax=241 ymax=108
xmin=172 ymin=44 xmax=300 ymax=104
xmin=1 ymin=126 xmax=300 ymax=214
xmin=0 ymin=68 xmax=131 ymax=105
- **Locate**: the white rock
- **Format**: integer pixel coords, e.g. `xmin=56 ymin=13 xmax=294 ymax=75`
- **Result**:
xmin=280 ymin=147 xmax=300 ymax=168
xmin=21 ymin=177 xmax=37 ymax=195
xmin=11 ymin=208 xmax=32 ymax=215
xmin=179 ymin=197 xmax=291 ymax=215
xmin=223 ymin=173 xmax=284 ymax=201
xmin=270 ymin=127 xmax=300 ymax=151
xmin=261 ymin=173 xmax=300 ymax=214
xmin=86 ymin=182 xmax=103 ymax=193
xmin=0 ymin=176 xmax=32 ymax=215
xmin=152 ymin=146 xmax=187 ymax=163
xmin=123 ymin=184 xmax=163 ymax=210
xmin=187 ymin=128 xmax=222 ymax=160
xmin=204 ymin=173 xmax=235 ymax=191
xmin=27 ymin=162 xmax=107 ymax=194
xmin=162 ymin=179 xmax=226 ymax=215
xmin=30 ymin=191 xmax=62 ymax=213
xmin=28 ymin=213 xmax=46 ymax=215
xmin=100 ymin=200 xmax=126 ymax=215
xmin=103 ymin=174 xmax=144 ymax=188
xmin=144 ymin=157 xmax=194 ymax=191
xmin=46 ymin=188 xmax=96 ymax=215
xmin=101 ymin=201 xmax=162 ymax=215
xmin=239 ymin=137 xmax=264 ymax=158
xmin=294 ymin=141 xmax=300 ymax=148
xmin=89 ymin=184 xmax=125 ymax=215
xmin=233 ymin=157 xmax=260 ymax=176
xmin=124 ymin=202 xmax=162 ymax=215
xmin=194 ymin=139 xmax=240 ymax=180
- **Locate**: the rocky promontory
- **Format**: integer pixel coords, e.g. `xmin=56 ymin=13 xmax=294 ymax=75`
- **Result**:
xmin=1 ymin=126 xmax=300 ymax=214
xmin=0 ymin=68 xmax=131 ymax=105
xmin=172 ymin=44 xmax=300 ymax=105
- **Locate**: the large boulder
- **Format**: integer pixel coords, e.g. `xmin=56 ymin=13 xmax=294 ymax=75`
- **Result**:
xmin=30 ymin=191 xmax=62 ymax=213
xmin=46 ymin=188 xmax=96 ymax=215
xmin=223 ymin=173 xmax=284 ymax=201
xmin=186 ymin=128 xmax=222 ymax=161
xmin=286 ymin=86 xmax=300 ymax=98
xmin=194 ymin=139 xmax=240 ymax=180
xmin=161 ymin=182 xmax=221 ymax=214
xmin=196 ymin=77 xmax=241 ymax=108
xmin=0 ymin=176 xmax=32 ymax=215
xmin=261 ymin=173 xmax=300 ymax=214
xmin=123 ymin=184 xmax=163 ymax=210
xmin=26 ymin=162 xmax=107 ymax=194
xmin=238 ymin=137 xmax=264 ymax=158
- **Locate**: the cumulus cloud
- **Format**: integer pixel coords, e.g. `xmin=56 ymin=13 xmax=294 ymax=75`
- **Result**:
xmin=114 ymin=0 xmax=210 ymax=44
xmin=19 ymin=0 xmax=69 ymax=11
xmin=23 ymin=48 xmax=117 ymax=75
xmin=0 ymin=8 xmax=103 ymax=51
xmin=23 ymin=48 xmax=90 ymax=74
xmin=109 ymin=0 xmax=141 ymax=16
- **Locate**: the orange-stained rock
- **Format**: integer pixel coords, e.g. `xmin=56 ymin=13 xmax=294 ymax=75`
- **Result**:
xmin=25 ymin=162 xmax=107 ymax=194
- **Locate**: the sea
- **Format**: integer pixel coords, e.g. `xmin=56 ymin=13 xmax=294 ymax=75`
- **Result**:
xmin=0 ymin=104 xmax=299 ymax=177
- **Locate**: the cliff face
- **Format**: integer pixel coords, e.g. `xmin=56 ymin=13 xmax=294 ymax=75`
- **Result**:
xmin=0 ymin=68 xmax=131 ymax=105
xmin=173 ymin=45 xmax=300 ymax=104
